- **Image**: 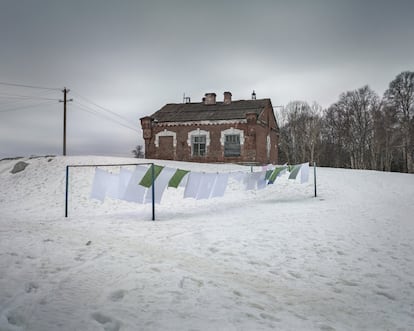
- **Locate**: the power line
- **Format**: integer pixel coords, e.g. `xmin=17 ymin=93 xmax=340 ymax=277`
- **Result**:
xmin=0 ymin=81 xmax=60 ymax=91
xmin=70 ymin=90 xmax=136 ymax=126
xmin=73 ymin=101 xmax=139 ymax=133
xmin=0 ymin=101 xmax=57 ymax=113
xmin=74 ymin=102 xmax=139 ymax=133
xmin=0 ymin=92 xmax=60 ymax=101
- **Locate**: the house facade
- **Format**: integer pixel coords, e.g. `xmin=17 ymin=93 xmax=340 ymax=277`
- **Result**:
xmin=140 ymin=91 xmax=279 ymax=164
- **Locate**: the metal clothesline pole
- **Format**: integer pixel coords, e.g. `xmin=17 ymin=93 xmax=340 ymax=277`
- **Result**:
xmin=65 ymin=162 xmax=155 ymax=220
xmin=314 ymin=162 xmax=317 ymax=197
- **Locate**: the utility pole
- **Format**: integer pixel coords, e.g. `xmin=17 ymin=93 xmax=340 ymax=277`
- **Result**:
xmin=60 ymin=87 xmax=73 ymax=156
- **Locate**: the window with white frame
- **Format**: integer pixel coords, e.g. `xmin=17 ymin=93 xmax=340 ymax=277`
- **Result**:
xmin=192 ymin=135 xmax=207 ymax=156
xmin=224 ymin=134 xmax=241 ymax=157
xmin=188 ymin=129 xmax=210 ymax=157
xmin=221 ymin=128 xmax=244 ymax=157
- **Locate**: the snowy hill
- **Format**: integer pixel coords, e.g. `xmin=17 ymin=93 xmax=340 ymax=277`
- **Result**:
xmin=0 ymin=156 xmax=413 ymax=331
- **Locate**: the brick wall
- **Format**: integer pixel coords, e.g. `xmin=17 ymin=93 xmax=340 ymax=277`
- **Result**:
xmin=143 ymin=120 xmax=278 ymax=164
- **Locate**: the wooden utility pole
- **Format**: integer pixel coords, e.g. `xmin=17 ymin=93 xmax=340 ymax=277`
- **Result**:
xmin=60 ymin=88 xmax=73 ymax=156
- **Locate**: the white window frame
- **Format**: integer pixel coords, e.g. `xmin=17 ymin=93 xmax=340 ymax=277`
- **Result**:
xmin=220 ymin=127 xmax=244 ymax=145
xmin=187 ymin=129 xmax=210 ymax=157
xmin=155 ymin=129 xmax=177 ymax=148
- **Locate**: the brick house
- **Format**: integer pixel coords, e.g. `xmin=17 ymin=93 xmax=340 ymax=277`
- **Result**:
xmin=140 ymin=91 xmax=279 ymax=164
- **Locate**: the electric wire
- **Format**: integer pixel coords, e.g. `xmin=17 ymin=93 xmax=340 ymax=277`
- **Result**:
xmin=71 ymin=90 xmax=136 ymax=125
xmin=0 ymin=81 xmax=60 ymax=90
xmin=0 ymin=92 xmax=60 ymax=101
xmin=72 ymin=100 xmax=139 ymax=133
xmin=0 ymin=100 xmax=57 ymax=113
xmin=74 ymin=102 xmax=139 ymax=133
xmin=0 ymin=87 xmax=61 ymax=108
xmin=0 ymin=83 xmax=139 ymax=133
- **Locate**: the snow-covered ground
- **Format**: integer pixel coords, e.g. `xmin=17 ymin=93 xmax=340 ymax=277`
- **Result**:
xmin=0 ymin=156 xmax=413 ymax=331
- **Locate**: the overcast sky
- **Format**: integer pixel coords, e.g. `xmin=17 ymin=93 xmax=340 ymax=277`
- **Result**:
xmin=1 ymin=0 xmax=413 ymax=159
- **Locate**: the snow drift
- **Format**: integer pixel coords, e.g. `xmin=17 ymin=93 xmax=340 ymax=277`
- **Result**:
xmin=0 ymin=156 xmax=413 ymax=331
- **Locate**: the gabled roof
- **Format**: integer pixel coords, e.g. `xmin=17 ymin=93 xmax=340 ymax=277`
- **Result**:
xmin=148 ymin=99 xmax=271 ymax=123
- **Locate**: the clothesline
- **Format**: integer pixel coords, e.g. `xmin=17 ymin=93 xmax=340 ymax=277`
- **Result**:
xmin=90 ymin=162 xmax=310 ymax=204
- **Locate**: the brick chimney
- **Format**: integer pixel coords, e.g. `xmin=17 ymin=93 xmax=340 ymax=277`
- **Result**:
xmin=204 ymin=93 xmax=216 ymax=105
xmin=223 ymin=91 xmax=232 ymax=105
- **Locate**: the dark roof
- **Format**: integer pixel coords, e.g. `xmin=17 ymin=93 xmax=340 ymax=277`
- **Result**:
xmin=149 ymin=99 xmax=271 ymax=123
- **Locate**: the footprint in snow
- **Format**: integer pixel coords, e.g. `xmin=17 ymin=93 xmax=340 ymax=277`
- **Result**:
xmin=260 ymin=313 xmax=281 ymax=322
xmin=287 ymin=271 xmax=302 ymax=279
xmin=319 ymin=324 xmax=336 ymax=331
xmin=108 ymin=289 xmax=126 ymax=302
xmin=375 ymin=291 xmax=396 ymax=301
xmin=25 ymin=281 xmax=39 ymax=293
xmin=339 ymin=279 xmax=359 ymax=287
xmin=233 ymin=290 xmax=242 ymax=297
xmin=91 ymin=312 xmax=121 ymax=331
xmin=208 ymin=247 xmax=219 ymax=253
xmin=179 ymin=276 xmax=204 ymax=290
xmin=5 ymin=309 xmax=26 ymax=327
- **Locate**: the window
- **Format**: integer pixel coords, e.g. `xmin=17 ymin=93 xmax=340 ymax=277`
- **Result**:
xmin=192 ymin=135 xmax=206 ymax=156
xmin=224 ymin=134 xmax=241 ymax=157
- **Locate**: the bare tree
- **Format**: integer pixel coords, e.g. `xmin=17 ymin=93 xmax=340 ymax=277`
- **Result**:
xmin=336 ymin=86 xmax=379 ymax=169
xmin=321 ymin=103 xmax=349 ymax=168
xmin=371 ymin=102 xmax=400 ymax=171
xmin=132 ymin=145 xmax=144 ymax=158
xmin=278 ymin=71 xmax=412 ymax=172
xmin=278 ymin=101 xmax=322 ymax=164
xmin=384 ymin=71 xmax=414 ymax=173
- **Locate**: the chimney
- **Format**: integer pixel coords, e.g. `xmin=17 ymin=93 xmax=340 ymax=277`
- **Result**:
xmin=204 ymin=93 xmax=216 ymax=105
xmin=223 ymin=91 xmax=232 ymax=104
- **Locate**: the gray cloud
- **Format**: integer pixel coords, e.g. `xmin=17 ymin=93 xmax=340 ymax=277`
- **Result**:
xmin=1 ymin=0 xmax=414 ymax=158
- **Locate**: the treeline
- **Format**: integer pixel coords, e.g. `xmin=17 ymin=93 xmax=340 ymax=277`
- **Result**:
xmin=278 ymin=71 xmax=414 ymax=173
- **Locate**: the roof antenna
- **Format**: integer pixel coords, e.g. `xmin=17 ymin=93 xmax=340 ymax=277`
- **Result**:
xmin=252 ymin=90 xmax=256 ymax=100
xmin=183 ymin=93 xmax=191 ymax=103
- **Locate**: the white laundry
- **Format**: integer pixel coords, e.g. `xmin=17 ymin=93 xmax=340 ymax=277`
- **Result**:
xmin=243 ymin=171 xmax=263 ymax=190
xmin=256 ymin=171 xmax=267 ymax=190
xmin=196 ymin=173 xmax=217 ymax=200
xmin=184 ymin=172 xmax=203 ymax=199
xmin=300 ymin=162 xmax=310 ymax=184
xmin=210 ymin=173 xmax=229 ymax=198
xmin=106 ymin=172 xmax=120 ymax=199
xmin=145 ymin=167 xmax=176 ymax=204
xmin=118 ymin=167 xmax=133 ymax=199
xmin=90 ymin=168 xmax=110 ymax=202
xmin=179 ymin=173 xmax=189 ymax=187
xmin=122 ymin=165 xmax=148 ymax=203
xmin=229 ymin=171 xmax=246 ymax=182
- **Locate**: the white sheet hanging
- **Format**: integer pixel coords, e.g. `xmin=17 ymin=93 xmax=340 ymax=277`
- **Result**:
xmin=256 ymin=171 xmax=267 ymax=190
xmin=90 ymin=168 xmax=110 ymax=202
xmin=300 ymin=162 xmax=310 ymax=184
xmin=243 ymin=171 xmax=263 ymax=190
xmin=184 ymin=172 xmax=203 ymax=199
xmin=122 ymin=165 xmax=148 ymax=203
xmin=118 ymin=167 xmax=133 ymax=199
xmin=179 ymin=172 xmax=189 ymax=187
xmin=229 ymin=171 xmax=246 ymax=182
xmin=196 ymin=173 xmax=217 ymax=200
xmin=145 ymin=167 xmax=176 ymax=204
xmin=106 ymin=172 xmax=120 ymax=199
xmin=210 ymin=173 xmax=229 ymax=198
